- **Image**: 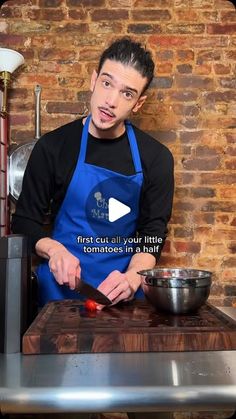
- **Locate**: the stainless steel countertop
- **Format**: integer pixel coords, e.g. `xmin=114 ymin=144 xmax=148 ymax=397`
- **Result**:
xmin=0 ymin=307 xmax=236 ymax=414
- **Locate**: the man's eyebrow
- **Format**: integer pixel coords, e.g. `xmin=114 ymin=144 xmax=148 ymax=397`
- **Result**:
xmin=100 ymin=72 xmax=138 ymax=95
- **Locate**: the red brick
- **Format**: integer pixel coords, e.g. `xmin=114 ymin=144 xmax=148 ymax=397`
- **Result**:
xmin=201 ymin=202 xmax=236 ymax=213
xmin=156 ymin=63 xmax=173 ymax=73
xmin=175 ymin=173 xmax=195 ymax=184
xmin=170 ymin=213 xmax=186 ymax=224
xmin=205 ymin=91 xmax=236 ymax=104
xmin=176 ymin=64 xmax=192 ymax=74
xmin=190 ymin=187 xmax=216 ymax=198
xmin=9 ymin=114 xmax=31 ymax=126
xmin=175 ymin=10 xmax=199 ymax=21
xmin=0 ymin=6 xmax=22 ymax=18
xmin=169 ymin=91 xmax=198 ymax=102
xmin=11 ymin=130 xmax=35 ymax=142
xmin=214 ymin=0 xmax=236 ymax=9
xmin=179 ymin=131 xmax=203 ymax=143
xmin=20 ymin=74 xmax=58 ymax=86
xmin=158 ymin=255 xmax=193 ymax=267
xmin=182 ymin=156 xmax=220 ymax=171
xmin=219 ymin=78 xmax=236 ymax=89
xmin=225 ymin=133 xmax=236 ymax=144
xmin=55 ymin=23 xmax=88 ymax=32
xmin=24 ymin=8 xmax=41 ymax=20
xmin=220 ymin=11 xmax=236 ymax=21
xmin=197 ymin=50 xmax=221 ymax=64
xmin=176 ymin=50 xmax=195 ymax=61
xmin=175 ymin=75 xmax=213 ymax=89
xmin=162 ymin=240 xmax=170 ymax=253
xmin=228 ymin=243 xmax=236 ymax=254
xmin=225 ymin=50 xmax=236 ymax=60
xmin=131 ymin=9 xmax=171 ymax=21
xmin=225 ymin=159 xmax=236 ymax=170
xmin=201 ymin=11 xmax=219 ymax=22
xmin=41 ymin=9 xmax=66 ymax=20
xmin=195 ymin=145 xmax=219 ymax=157
xmin=39 ymin=0 xmax=64 ymax=6
xmin=214 ymin=64 xmax=231 ymax=74
xmin=157 ymin=50 xmax=174 ymax=61
xmin=90 ymin=22 xmax=123 ymax=33
xmin=68 ymin=9 xmax=87 ymax=20
xmin=173 ymin=104 xmax=199 ymax=116
xmin=174 ymin=227 xmax=193 ymax=239
xmin=166 ymin=24 xmax=205 ymax=34
xmin=46 ymin=102 xmax=86 ymax=114
xmin=91 ymin=9 xmax=129 ymax=21
xmin=38 ymin=48 xmax=76 ymax=61
xmin=67 ymin=0 xmax=104 ymax=5
xmin=195 ymin=64 xmax=212 ymax=75
xmin=200 ymin=173 xmax=236 ymax=185
xmin=207 ymin=23 xmax=236 ymax=34
xmin=127 ymin=24 xmax=162 ymax=34
xmin=108 ymin=0 xmax=132 ymax=5
xmin=222 ymin=258 xmax=236 ymax=268
xmin=192 ymin=213 xmax=215 ymax=225
xmin=173 ymin=202 xmax=195 ymax=212
xmin=133 ymin=0 xmax=171 ymax=6
xmin=174 ymin=241 xmax=201 ymax=254
xmin=0 ymin=34 xmax=25 ymax=46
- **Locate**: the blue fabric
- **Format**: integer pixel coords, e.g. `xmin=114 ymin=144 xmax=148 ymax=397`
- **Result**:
xmin=37 ymin=115 xmax=144 ymax=306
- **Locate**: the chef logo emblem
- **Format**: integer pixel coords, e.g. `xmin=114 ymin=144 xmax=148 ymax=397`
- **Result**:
xmin=91 ymin=192 xmax=108 ymax=220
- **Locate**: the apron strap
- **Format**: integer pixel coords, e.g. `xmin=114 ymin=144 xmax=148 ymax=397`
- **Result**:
xmin=125 ymin=120 xmax=143 ymax=174
xmin=78 ymin=114 xmax=91 ymax=164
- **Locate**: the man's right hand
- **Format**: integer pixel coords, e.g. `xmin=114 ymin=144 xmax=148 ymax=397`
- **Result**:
xmin=35 ymin=238 xmax=81 ymax=290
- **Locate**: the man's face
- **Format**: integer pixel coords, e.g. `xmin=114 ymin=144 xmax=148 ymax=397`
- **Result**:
xmin=89 ymin=59 xmax=148 ymax=138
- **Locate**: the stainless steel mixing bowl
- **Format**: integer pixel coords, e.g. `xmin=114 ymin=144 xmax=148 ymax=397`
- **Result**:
xmin=138 ymin=268 xmax=212 ymax=314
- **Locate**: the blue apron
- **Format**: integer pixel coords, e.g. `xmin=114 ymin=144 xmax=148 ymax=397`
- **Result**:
xmin=37 ymin=115 xmax=144 ymax=306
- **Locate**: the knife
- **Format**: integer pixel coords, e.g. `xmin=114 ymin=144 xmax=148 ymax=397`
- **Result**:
xmin=75 ymin=277 xmax=112 ymax=306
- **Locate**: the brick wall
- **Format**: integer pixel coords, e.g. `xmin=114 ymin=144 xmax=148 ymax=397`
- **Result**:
xmin=0 ymin=0 xmax=235 ymax=306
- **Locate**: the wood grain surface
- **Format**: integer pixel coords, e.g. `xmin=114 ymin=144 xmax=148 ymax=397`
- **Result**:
xmin=22 ymin=300 xmax=236 ymax=354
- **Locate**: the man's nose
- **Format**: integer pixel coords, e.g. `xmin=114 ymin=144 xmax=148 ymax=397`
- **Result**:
xmin=105 ymin=90 xmax=119 ymax=108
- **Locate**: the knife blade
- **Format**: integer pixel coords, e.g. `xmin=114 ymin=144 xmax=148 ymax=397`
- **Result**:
xmin=75 ymin=277 xmax=112 ymax=306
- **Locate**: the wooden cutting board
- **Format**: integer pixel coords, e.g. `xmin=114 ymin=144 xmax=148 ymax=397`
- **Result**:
xmin=22 ymin=300 xmax=236 ymax=354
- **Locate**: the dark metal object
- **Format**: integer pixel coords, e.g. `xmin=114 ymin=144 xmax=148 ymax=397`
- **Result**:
xmin=8 ymin=85 xmax=41 ymax=201
xmin=0 ymin=234 xmax=32 ymax=353
xmin=138 ymin=268 xmax=212 ymax=314
xmin=75 ymin=277 xmax=112 ymax=305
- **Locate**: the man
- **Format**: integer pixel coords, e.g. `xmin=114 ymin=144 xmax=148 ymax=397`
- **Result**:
xmin=12 ymin=37 xmax=174 ymax=308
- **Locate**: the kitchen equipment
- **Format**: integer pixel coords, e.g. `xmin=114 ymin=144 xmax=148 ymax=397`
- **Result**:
xmin=138 ymin=268 xmax=212 ymax=314
xmin=8 ymin=84 xmax=42 ymax=201
xmin=75 ymin=277 xmax=112 ymax=305
xmin=0 ymin=234 xmax=32 ymax=353
xmin=0 ymin=48 xmax=24 ymax=118
xmin=22 ymin=299 xmax=236 ymax=354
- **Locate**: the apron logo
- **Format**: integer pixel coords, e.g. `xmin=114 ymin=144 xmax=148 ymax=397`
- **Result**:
xmin=91 ymin=191 xmax=109 ymax=220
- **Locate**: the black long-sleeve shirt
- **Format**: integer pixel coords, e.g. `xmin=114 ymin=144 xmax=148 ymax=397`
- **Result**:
xmin=11 ymin=118 xmax=174 ymax=261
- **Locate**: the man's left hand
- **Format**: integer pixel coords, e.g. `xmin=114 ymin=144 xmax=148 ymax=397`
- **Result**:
xmin=97 ymin=269 xmax=134 ymax=308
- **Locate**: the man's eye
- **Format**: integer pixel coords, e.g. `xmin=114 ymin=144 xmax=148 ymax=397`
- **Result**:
xmin=124 ymin=91 xmax=133 ymax=99
xmin=102 ymin=80 xmax=110 ymax=88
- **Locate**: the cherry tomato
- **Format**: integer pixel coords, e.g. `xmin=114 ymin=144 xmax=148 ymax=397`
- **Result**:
xmin=84 ymin=299 xmax=98 ymax=311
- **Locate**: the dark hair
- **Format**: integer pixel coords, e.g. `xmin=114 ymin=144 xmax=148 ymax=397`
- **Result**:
xmin=97 ymin=37 xmax=155 ymax=93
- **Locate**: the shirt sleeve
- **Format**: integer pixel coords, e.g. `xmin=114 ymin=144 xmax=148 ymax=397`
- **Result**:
xmin=11 ymin=135 xmax=55 ymax=252
xmin=136 ymin=145 xmax=174 ymax=262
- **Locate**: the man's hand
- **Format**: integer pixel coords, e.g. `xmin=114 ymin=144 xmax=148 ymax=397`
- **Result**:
xmin=97 ymin=270 xmax=135 ymax=307
xmin=97 ymin=252 xmax=156 ymax=310
xmin=48 ymin=247 xmax=81 ymax=290
xmin=35 ymin=237 xmax=81 ymax=290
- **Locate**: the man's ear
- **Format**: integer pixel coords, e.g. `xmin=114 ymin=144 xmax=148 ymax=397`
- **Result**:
xmin=90 ymin=69 xmax=98 ymax=92
xmin=132 ymin=95 xmax=147 ymax=113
